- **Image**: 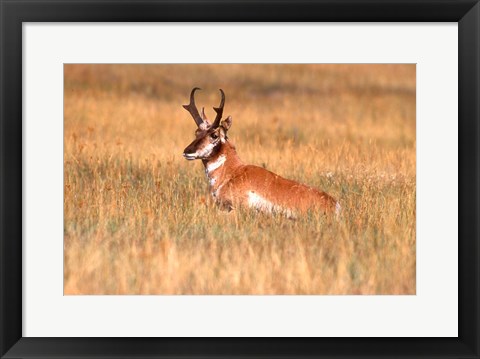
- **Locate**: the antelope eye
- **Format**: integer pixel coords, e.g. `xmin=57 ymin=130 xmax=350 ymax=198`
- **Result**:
xmin=210 ymin=133 xmax=219 ymax=140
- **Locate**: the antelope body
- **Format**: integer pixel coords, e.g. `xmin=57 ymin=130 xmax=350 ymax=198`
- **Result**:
xmin=182 ymin=88 xmax=340 ymax=218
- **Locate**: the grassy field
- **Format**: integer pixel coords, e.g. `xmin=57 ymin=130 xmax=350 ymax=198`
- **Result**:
xmin=64 ymin=64 xmax=416 ymax=295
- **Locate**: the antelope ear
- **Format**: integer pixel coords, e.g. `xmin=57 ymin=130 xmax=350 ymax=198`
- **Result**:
xmin=221 ymin=116 xmax=232 ymax=131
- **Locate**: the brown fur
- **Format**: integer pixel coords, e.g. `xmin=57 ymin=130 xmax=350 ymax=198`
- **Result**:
xmin=202 ymin=141 xmax=338 ymax=216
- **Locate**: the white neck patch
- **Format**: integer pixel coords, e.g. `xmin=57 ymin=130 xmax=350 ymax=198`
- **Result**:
xmin=206 ymin=154 xmax=226 ymax=174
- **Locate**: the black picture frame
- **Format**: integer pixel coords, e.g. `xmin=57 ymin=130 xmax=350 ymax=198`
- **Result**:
xmin=1 ymin=1 xmax=479 ymax=358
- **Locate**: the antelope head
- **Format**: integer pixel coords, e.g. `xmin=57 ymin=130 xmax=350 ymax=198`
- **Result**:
xmin=182 ymin=88 xmax=232 ymax=161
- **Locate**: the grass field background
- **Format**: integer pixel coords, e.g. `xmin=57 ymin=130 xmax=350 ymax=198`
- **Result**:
xmin=64 ymin=64 xmax=416 ymax=294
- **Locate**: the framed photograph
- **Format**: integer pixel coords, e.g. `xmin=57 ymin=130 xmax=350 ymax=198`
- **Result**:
xmin=1 ymin=0 xmax=479 ymax=358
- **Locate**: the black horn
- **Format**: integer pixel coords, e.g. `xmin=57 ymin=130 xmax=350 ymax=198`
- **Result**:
xmin=182 ymin=87 xmax=204 ymax=127
xmin=211 ymin=89 xmax=225 ymax=128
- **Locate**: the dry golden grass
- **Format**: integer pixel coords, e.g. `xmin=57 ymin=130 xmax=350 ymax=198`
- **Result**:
xmin=64 ymin=64 xmax=415 ymax=294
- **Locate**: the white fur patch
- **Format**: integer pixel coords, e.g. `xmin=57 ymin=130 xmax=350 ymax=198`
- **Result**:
xmin=193 ymin=142 xmax=216 ymax=159
xmin=247 ymin=191 xmax=291 ymax=216
xmin=199 ymin=122 xmax=209 ymax=131
xmin=206 ymin=155 xmax=226 ymax=174
xmin=247 ymin=191 xmax=271 ymax=211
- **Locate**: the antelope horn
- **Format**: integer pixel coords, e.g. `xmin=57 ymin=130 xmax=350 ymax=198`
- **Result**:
xmin=212 ymin=89 xmax=225 ymax=128
xmin=201 ymin=107 xmax=209 ymax=122
xmin=182 ymin=87 xmax=204 ymax=127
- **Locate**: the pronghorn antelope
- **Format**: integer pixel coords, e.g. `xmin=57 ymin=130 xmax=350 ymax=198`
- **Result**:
xmin=182 ymin=88 xmax=340 ymax=218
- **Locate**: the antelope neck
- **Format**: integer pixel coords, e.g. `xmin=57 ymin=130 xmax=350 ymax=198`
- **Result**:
xmin=203 ymin=142 xmax=242 ymax=178
xmin=206 ymin=154 xmax=226 ymax=174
